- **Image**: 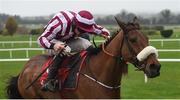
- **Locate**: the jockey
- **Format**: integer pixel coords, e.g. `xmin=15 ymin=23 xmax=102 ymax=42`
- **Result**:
xmin=37 ymin=10 xmax=110 ymax=92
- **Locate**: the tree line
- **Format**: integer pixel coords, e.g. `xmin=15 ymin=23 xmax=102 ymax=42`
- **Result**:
xmin=0 ymin=9 xmax=179 ymax=36
xmin=0 ymin=9 xmax=180 ymax=26
xmin=96 ymin=9 xmax=180 ymax=25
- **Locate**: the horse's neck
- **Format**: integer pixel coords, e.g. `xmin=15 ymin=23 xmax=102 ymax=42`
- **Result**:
xmin=90 ymin=32 xmax=124 ymax=86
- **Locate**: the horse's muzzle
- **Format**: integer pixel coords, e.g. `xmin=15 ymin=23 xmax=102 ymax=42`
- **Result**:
xmin=145 ymin=63 xmax=161 ymax=78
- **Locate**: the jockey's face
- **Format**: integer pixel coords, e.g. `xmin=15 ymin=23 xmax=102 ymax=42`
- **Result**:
xmin=75 ymin=27 xmax=86 ymax=37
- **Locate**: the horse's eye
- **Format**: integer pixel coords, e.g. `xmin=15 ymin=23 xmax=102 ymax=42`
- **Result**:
xmin=129 ymin=37 xmax=137 ymax=43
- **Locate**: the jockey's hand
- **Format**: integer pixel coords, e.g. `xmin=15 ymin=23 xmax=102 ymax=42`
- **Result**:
xmin=53 ymin=43 xmax=65 ymax=52
xmin=101 ymin=34 xmax=110 ymax=40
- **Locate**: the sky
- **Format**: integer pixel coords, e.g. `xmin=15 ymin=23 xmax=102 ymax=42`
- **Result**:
xmin=0 ymin=0 xmax=180 ymax=17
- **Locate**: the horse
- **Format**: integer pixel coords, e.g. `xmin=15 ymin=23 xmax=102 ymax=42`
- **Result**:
xmin=6 ymin=17 xmax=161 ymax=99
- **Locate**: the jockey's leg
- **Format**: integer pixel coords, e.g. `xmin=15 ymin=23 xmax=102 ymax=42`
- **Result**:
xmin=41 ymin=54 xmax=65 ymax=92
xmin=67 ymin=37 xmax=92 ymax=52
xmin=42 ymin=37 xmax=92 ymax=92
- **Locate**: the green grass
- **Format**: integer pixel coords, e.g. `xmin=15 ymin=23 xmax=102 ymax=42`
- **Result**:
xmin=0 ymin=43 xmax=39 ymax=48
xmin=122 ymin=63 xmax=180 ymax=99
xmin=0 ymin=62 xmax=26 ymax=99
xmin=0 ymin=62 xmax=180 ymax=98
xmin=159 ymin=52 xmax=180 ymax=59
xmin=148 ymin=29 xmax=180 ymax=39
xmin=0 ymin=35 xmax=40 ymax=48
xmin=0 ymin=50 xmax=43 ymax=59
xmin=0 ymin=34 xmax=39 ymax=41
xmin=2 ymin=51 xmax=178 ymax=60
xmin=150 ymin=41 xmax=180 ymax=49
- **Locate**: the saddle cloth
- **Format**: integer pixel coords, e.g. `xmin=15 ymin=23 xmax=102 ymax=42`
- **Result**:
xmin=39 ymin=51 xmax=88 ymax=90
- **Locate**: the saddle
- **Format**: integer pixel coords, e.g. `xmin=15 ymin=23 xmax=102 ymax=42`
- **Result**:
xmin=39 ymin=51 xmax=88 ymax=91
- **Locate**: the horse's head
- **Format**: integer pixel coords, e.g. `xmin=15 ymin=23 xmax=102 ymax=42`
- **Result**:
xmin=115 ymin=17 xmax=161 ymax=78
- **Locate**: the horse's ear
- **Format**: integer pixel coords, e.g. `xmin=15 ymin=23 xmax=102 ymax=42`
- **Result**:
xmin=133 ymin=16 xmax=140 ymax=29
xmin=114 ymin=16 xmax=126 ymax=30
xmin=133 ymin=16 xmax=138 ymax=23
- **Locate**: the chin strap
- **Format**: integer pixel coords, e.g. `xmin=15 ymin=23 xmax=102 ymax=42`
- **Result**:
xmin=144 ymin=74 xmax=148 ymax=83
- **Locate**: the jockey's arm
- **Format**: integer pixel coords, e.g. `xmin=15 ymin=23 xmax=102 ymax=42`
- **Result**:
xmin=100 ymin=28 xmax=111 ymax=39
xmin=93 ymin=24 xmax=110 ymax=39
xmin=38 ymin=15 xmax=64 ymax=51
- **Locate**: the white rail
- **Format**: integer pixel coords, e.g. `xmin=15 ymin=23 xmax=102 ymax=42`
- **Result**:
xmin=158 ymin=59 xmax=180 ymax=62
xmin=0 ymin=48 xmax=179 ymax=62
xmin=0 ymin=48 xmax=45 ymax=58
xmin=0 ymin=48 xmax=43 ymax=51
xmin=149 ymin=39 xmax=180 ymax=41
xmin=1 ymin=48 xmax=180 ymax=51
xmin=0 ymin=39 xmax=180 ymax=48
xmin=0 ymin=58 xmax=179 ymax=62
xmin=0 ymin=58 xmax=29 ymax=62
xmin=0 ymin=48 xmax=180 ymax=58
xmin=0 ymin=41 xmax=37 ymax=48
xmin=158 ymin=49 xmax=180 ymax=52
xmin=0 ymin=39 xmax=180 ymax=43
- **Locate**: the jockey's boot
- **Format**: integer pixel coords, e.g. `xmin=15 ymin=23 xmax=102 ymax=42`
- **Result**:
xmin=41 ymin=54 xmax=65 ymax=92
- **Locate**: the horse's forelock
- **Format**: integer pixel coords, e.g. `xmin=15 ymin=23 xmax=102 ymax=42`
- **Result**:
xmin=125 ymin=22 xmax=140 ymax=31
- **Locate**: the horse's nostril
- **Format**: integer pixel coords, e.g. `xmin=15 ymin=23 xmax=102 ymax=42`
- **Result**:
xmin=157 ymin=64 xmax=161 ymax=72
xmin=147 ymin=63 xmax=161 ymax=78
xmin=150 ymin=64 xmax=161 ymax=72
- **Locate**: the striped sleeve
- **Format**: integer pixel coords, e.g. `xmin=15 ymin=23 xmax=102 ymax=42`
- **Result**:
xmin=93 ymin=24 xmax=110 ymax=36
xmin=38 ymin=15 xmax=62 ymax=49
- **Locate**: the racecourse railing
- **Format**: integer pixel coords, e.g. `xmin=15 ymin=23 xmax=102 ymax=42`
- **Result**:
xmin=0 ymin=48 xmax=44 ymax=58
xmin=0 ymin=48 xmax=180 ymax=62
xmin=0 ymin=39 xmax=180 ymax=48
xmin=1 ymin=58 xmax=180 ymax=62
xmin=0 ymin=41 xmax=37 ymax=48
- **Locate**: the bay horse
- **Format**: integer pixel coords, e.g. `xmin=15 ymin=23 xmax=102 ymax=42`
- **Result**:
xmin=6 ymin=17 xmax=161 ymax=99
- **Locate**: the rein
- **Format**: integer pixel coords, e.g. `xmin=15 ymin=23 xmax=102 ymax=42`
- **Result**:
xmin=102 ymin=29 xmax=143 ymax=70
xmin=102 ymin=30 xmax=124 ymax=59
xmin=102 ymin=43 xmax=117 ymax=57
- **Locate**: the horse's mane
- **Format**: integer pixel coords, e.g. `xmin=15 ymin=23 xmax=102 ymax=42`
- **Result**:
xmin=125 ymin=22 xmax=140 ymax=32
xmin=104 ymin=30 xmax=119 ymax=46
xmin=86 ymin=30 xmax=119 ymax=55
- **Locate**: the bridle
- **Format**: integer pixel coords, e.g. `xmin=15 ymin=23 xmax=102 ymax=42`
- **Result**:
xmin=102 ymin=29 xmax=144 ymax=70
xmin=81 ymin=16 xmax=159 ymax=89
